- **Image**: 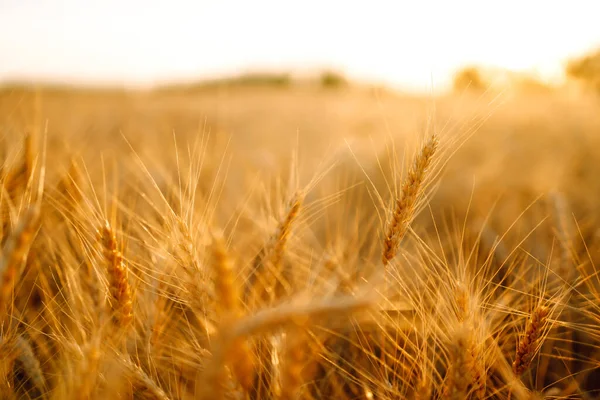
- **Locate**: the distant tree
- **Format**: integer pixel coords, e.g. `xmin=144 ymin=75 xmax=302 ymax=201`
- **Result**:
xmin=566 ymin=49 xmax=600 ymax=92
xmin=319 ymin=70 xmax=348 ymax=89
xmin=234 ymin=72 xmax=292 ymax=87
xmin=452 ymin=67 xmax=486 ymax=93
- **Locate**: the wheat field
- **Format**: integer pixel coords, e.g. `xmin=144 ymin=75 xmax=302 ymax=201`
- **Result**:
xmin=1 ymin=81 xmax=600 ymax=399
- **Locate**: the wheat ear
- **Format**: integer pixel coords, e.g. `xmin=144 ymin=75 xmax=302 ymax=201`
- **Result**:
xmin=513 ymin=306 xmax=549 ymax=376
xmin=0 ymin=206 xmax=40 ymax=324
xmin=3 ymin=133 xmax=34 ymax=200
xmin=280 ymin=328 xmax=312 ymax=400
xmin=247 ymin=190 xmax=304 ymax=307
xmin=470 ymin=343 xmax=486 ymax=399
xmin=210 ymin=231 xmax=255 ymax=391
xmin=13 ymin=334 xmax=46 ymax=395
xmin=98 ymin=221 xmax=134 ymax=328
xmin=382 ymin=134 xmax=438 ymax=266
xmin=443 ymin=326 xmax=474 ymax=400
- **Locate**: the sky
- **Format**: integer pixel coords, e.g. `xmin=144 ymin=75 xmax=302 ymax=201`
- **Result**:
xmin=0 ymin=0 xmax=599 ymax=92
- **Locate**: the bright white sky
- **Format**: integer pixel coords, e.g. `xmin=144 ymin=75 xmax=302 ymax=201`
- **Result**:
xmin=0 ymin=0 xmax=598 ymax=92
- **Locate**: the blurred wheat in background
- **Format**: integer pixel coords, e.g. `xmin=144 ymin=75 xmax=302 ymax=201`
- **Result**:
xmin=1 ymin=1 xmax=600 ymax=399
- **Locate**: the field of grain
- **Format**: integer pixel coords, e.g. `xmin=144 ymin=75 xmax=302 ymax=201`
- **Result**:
xmin=1 ymin=81 xmax=600 ymax=399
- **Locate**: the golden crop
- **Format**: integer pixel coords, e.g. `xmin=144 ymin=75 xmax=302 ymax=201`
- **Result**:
xmin=0 ymin=83 xmax=599 ymax=399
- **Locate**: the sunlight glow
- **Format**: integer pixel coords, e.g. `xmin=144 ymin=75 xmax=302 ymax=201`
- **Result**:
xmin=0 ymin=0 xmax=598 ymax=91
